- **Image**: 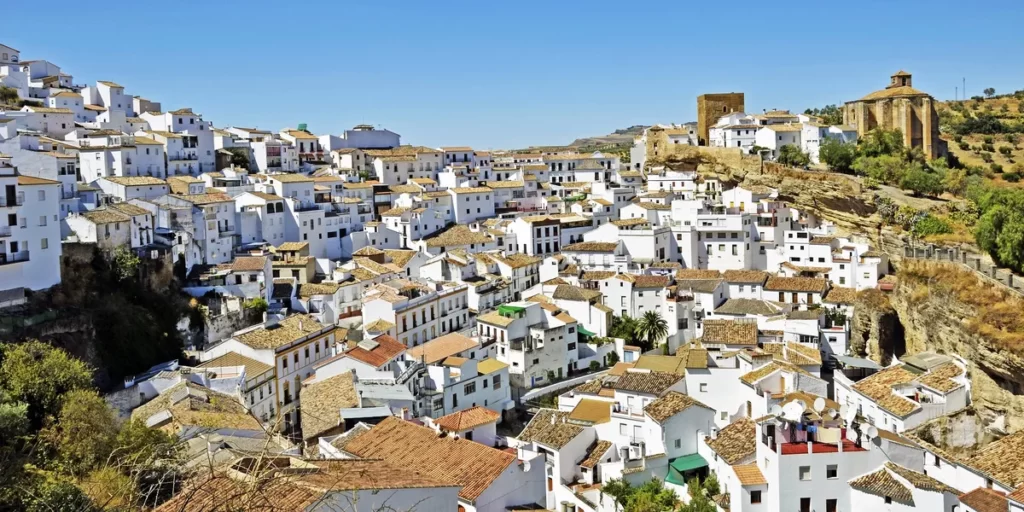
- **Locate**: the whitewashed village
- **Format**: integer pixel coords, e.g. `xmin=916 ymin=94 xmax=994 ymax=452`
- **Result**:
xmin=0 ymin=40 xmax=1020 ymax=512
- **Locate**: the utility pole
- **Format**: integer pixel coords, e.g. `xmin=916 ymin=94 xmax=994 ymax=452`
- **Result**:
xmin=955 ymin=86 xmax=958 ymax=101
xmin=963 ymin=77 xmax=966 ymax=99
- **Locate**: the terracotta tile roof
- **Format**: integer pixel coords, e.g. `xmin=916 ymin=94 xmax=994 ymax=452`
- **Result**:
xmin=579 ymin=440 xmax=612 ymax=469
xmin=675 ymin=343 xmax=710 ymax=369
xmin=477 ymin=311 xmax=516 ymax=327
xmin=82 ymin=209 xmax=130 ymax=224
xmin=198 ymin=351 xmax=273 ymax=377
xmin=860 ymin=85 xmax=929 ymax=101
xmin=722 ymin=270 xmax=769 ymax=284
xmin=581 ymin=270 xmax=617 ymax=281
xmin=633 ymin=355 xmax=687 ymax=375
xmin=701 ymin=319 xmax=758 ymax=345
xmin=611 ymin=218 xmax=650 ymax=227
xmin=959 ymin=488 xmax=1008 ymax=512
xmin=172 ymin=193 xmax=233 ymax=205
xmin=569 ymin=398 xmax=611 ymax=425
xmin=705 ymin=418 xmax=756 ymax=464
xmin=269 ymin=173 xmax=313 ymax=183
xmin=342 ymin=416 xmax=516 ymax=501
xmin=644 ymin=391 xmax=710 ymax=423
xmin=823 ymin=286 xmax=858 ymax=304
xmin=104 ymin=176 xmax=168 ymax=187
xmin=733 ymin=463 xmax=767 ymax=486
xmin=765 ymin=276 xmax=828 ymax=293
xmin=424 ymin=224 xmax=492 ymax=248
xmin=449 ymin=186 xmax=492 ymax=194
xmin=916 ymin=362 xmax=965 ymax=393
xmin=849 ymin=466 xmax=914 ymax=505
xmin=405 ymin=332 xmax=477 ymax=365
xmin=573 ymin=379 xmax=604 ymax=395
xmin=435 ymin=406 xmax=501 ymax=432
xmin=608 ymin=362 xmax=634 ymax=377
xmin=964 ymin=431 xmax=1024 ymax=488
xmin=633 ymin=275 xmax=669 ymax=288
xmin=384 ymin=249 xmax=419 ymax=268
xmin=635 ymin=202 xmax=671 ymax=211
xmin=552 ymin=284 xmax=602 ymax=302
xmin=884 ymin=462 xmax=956 ymax=494
xmin=484 ymin=252 xmax=543 ymax=269
xmin=760 ymin=341 xmax=822 ymax=366
xmin=488 ymin=180 xmax=525 ymax=189
xmin=614 ymin=370 xmax=681 ymax=395
xmin=300 ymin=371 xmax=359 ymax=440
xmin=235 ymin=314 xmax=327 ymax=350
xmin=714 ymin=298 xmax=782 ymax=316
xmin=739 ymin=361 xmax=812 ymax=385
xmin=228 ymin=256 xmax=268 ymax=272
xmin=345 ymin=334 xmax=406 ymax=368
xmin=562 ymin=241 xmax=618 ymax=253
xmin=153 ymin=473 xmax=321 ymax=511
xmin=518 ymin=409 xmax=585 ymax=449
xmin=676 ymin=269 xmax=723 ymax=280
xmin=297 ymin=281 xmax=341 ymax=297
xmin=363 ymin=319 xmax=395 ymax=332
xmin=131 ymin=381 xmax=260 ymax=433
xmin=852 ymin=365 xmax=920 ymax=417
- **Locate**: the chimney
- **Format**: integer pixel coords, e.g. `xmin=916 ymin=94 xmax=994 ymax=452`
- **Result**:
xmin=550 ymin=414 xmax=556 ymax=425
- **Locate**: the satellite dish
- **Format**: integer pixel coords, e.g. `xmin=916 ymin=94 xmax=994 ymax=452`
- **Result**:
xmin=825 ymin=408 xmax=838 ymax=419
xmin=866 ymin=426 xmax=879 ymax=439
xmin=794 ymin=399 xmax=808 ymax=412
xmin=770 ymin=404 xmax=784 ymax=417
xmin=782 ymin=402 xmax=804 ymax=421
xmin=813 ymin=397 xmax=826 ymax=412
xmin=839 ymin=405 xmax=850 ymax=418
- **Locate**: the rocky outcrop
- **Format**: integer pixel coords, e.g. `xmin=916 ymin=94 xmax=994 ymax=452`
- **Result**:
xmin=884 ymin=266 xmax=1024 ymax=434
xmin=849 ymin=290 xmax=904 ymax=366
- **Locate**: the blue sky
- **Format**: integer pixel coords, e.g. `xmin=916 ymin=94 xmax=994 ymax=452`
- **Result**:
xmin=7 ymin=0 xmax=1023 ymax=149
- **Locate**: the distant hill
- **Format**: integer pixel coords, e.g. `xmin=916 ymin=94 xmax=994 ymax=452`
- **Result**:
xmin=570 ymin=125 xmax=649 ymax=148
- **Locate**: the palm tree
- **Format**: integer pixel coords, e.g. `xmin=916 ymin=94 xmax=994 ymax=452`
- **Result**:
xmin=634 ymin=311 xmax=669 ymax=351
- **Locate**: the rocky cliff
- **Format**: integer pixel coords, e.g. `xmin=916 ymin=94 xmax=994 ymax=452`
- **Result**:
xmin=853 ymin=261 xmax=1024 ymax=432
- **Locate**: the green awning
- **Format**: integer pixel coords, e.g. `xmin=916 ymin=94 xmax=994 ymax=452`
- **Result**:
xmin=497 ymin=305 xmax=526 ymax=316
xmin=666 ymin=467 xmax=688 ymax=486
xmin=670 ymin=453 xmax=708 ymax=473
xmin=577 ymin=325 xmax=596 ymax=337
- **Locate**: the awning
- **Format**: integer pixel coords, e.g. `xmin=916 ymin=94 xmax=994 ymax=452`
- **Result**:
xmin=497 ymin=304 xmax=526 ymax=316
xmin=832 ymin=355 xmax=882 ymax=370
xmin=577 ymin=325 xmax=596 ymax=337
xmin=670 ymin=453 xmax=709 ymax=473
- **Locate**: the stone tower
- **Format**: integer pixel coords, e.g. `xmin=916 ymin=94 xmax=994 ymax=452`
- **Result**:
xmin=697 ymin=93 xmax=745 ymax=146
xmin=843 ymin=71 xmax=947 ymax=159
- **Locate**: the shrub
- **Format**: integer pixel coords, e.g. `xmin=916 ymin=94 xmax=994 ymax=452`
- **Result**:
xmin=983 ymin=143 xmax=996 ymax=152
xmin=984 ymin=136 xmax=995 ymax=144
xmin=999 ymin=146 xmax=1013 ymax=156
xmin=972 ymin=95 xmax=985 ymax=102
xmin=819 ymin=138 xmax=856 ymax=172
xmin=589 ymin=360 xmax=600 ymax=372
xmin=954 ymin=134 xmax=964 ymax=143
xmin=992 ymin=163 xmax=1004 ymax=174
xmin=912 ymin=215 xmax=953 ymax=237
xmin=777 ymin=144 xmax=810 ymax=167
xmin=958 ymin=141 xmax=970 ymax=151
xmin=982 ymin=153 xmax=994 ymax=163
xmin=900 ymin=167 xmax=944 ymax=197
xmin=1004 ymin=172 xmax=1021 ymax=183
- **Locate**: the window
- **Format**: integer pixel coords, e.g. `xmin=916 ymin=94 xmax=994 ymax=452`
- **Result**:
xmin=619 ymin=423 xmax=627 ymax=435
xmin=699 ymin=383 xmax=707 ymax=392
xmin=493 ymin=375 xmax=501 ymax=389
xmin=826 ymin=499 xmax=837 ymax=512
xmin=674 ymin=439 xmax=681 ymax=449
xmin=41 ymin=238 xmax=48 ymax=250
xmin=464 ymin=382 xmax=476 ymax=395
xmin=799 ymin=466 xmax=811 ymax=480
xmin=884 ymin=497 xmax=892 ymax=505
xmin=720 ymin=411 xmax=727 ymax=420
xmin=826 ymin=464 xmax=837 ymax=479
xmin=38 ymin=190 xmax=45 ymax=200
xmin=750 ymin=491 xmax=762 ymax=504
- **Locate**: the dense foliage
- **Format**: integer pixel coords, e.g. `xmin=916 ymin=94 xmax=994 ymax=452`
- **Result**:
xmin=818 ymin=128 xmax=952 ymax=197
xmin=777 ymin=144 xmax=810 ymax=167
xmin=970 ymin=183 xmax=1024 ymax=274
xmin=0 ymin=342 xmax=178 ymax=510
xmin=803 ymin=104 xmax=843 ymax=125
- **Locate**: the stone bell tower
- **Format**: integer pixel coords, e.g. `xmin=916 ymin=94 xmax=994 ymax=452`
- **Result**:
xmin=888 ymin=70 xmax=912 ymax=89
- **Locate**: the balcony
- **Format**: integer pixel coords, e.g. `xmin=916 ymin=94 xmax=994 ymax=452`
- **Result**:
xmin=0 ymin=194 xmax=24 ymax=207
xmin=168 ymin=153 xmax=198 ymax=161
xmin=0 ymin=250 xmax=29 ymax=265
xmin=218 ymin=224 xmax=235 ymax=234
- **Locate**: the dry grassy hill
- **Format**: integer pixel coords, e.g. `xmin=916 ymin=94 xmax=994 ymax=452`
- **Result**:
xmin=939 ymin=92 xmax=1024 ymax=185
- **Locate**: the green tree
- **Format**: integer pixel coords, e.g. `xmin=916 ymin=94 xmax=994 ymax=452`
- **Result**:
xmin=226 ymin=147 xmax=250 ymax=168
xmin=943 ymin=168 xmax=969 ymax=196
xmin=899 ymin=167 xmax=944 ymax=197
xmin=0 ymin=341 xmax=92 ymax=428
xmin=858 ymin=128 xmax=904 ymax=157
xmin=634 ymin=311 xmax=669 ymax=351
xmin=819 ymin=138 xmax=857 ymax=172
xmin=41 ymin=389 xmax=119 ymax=476
xmin=679 ymin=474 xmax=720 ymax=512
xmin=609 ymin=314 xmax=640 ymax=345
xmin=803 ymin=104 xmax=843 ymax=125
xmin=601 ymin=478 xmax=633 ymax=509
xmin=776 ymin=144 xmax=810 ymax=167
xmin=25 ymin=479 xmax=97 ymax=512
xmin=984 ymin=87 xmax=996 ymax=98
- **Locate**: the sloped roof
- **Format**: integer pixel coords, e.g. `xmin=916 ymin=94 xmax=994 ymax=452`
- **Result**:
xmin=849 ymin=467 xmax=914 ymax=505
xmin=552 ymin=284 xmax=602 ymax=302
xmin=300 ymin=371 xmax=359 ymax=441
xmin=435 ymin=406 xmax=501 ymax=432
xmin=518 ymin=409 xmax=585 ymax=449
xmin=614 ymin=370 xmax=681 ymax=395
xmin=644 ymin=391 xmax=711 ymax=423
xmin=343 ymin=416 xmax=516 ymax=501
xmin=705 ymin=418 xmax=756 ymax=464
xmin=405 ymin=332 xmax=477 ymax=365
xmin=701 ymin=319 xmax=758 ymax=345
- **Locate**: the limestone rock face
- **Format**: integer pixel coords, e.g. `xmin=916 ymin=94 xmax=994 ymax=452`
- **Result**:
xmin=878 ymin=279 xmax=1024 ymax=432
